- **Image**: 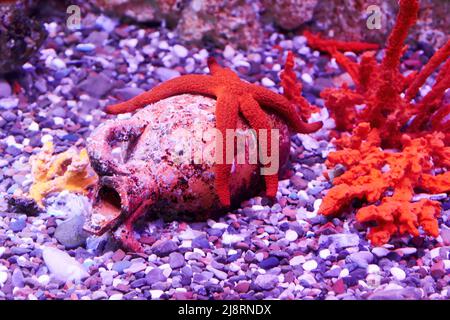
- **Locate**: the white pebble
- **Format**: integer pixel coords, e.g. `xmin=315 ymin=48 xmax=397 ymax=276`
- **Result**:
xmin=150 ymin=290 xmax=164 ymax=299
xmin=53 ymin=117 xmax=64 ymax=125
xmin=28 ymin=121 xmax=39 ymax=131
xmin=285 ymin=230 xmax=298 ymax=242
xmin=367 ymin=264 xmax=380 ymax=274
xmin=319 ymin=249 xmax=331 ymax=259
xmin=223 ymin=45 xmax=235 ymax=59
xmin=430 ymin=248 xmax=440 ymax=259
xmin=0 ymin=271 xmax=7 ymax=286
xmin=298 ymin=46 xmax=310 ymax=55
xmin=173 ymin=44 xmax=188 ymax=58
xmin=38 ymin=274 xmax=50 ymax=286
xmin=302 ymin=260 xmax=318 ymax=271
xmin=212 ymin=222 xmax=228 ymax=229
xmin=390 ymin=267 xmax=406 ymax=281
xmin=0 ymin=247 xmax=5 ymax=258
xmin=261 ymin=77 xmax=275 ymax=87
xmin=228 ymin=263 xmax=240 ymax=272
xmin=158 ymin=41 xmax=169 ymax=50
xmin=339 ymin=268 xmax=349 ymax=278
xmin=301 ymin=73 xmax=313 ymax=84
xmin=50 ymin=58 xmax=66 ymax=70
xmin=120 ymin=38 xmax=138 ymax=48
xmin=42 ymin=246 xmax=88 ymax=283
xmin=443 ymin=260 xmax=450 ymax=269
xmin=109 ymin=293 xmax=123 ymax=300
xmin=41 ymin=134 xmax=53 ymax=144
xmin=372 ymin=247 xmax=389 ymax=257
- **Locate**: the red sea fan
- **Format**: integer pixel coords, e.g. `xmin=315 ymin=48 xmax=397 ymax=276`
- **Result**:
xmin=314 ymin=0 xmax=450 ymax=245
xmin=308 ymin=0 xmax=449 ymax=147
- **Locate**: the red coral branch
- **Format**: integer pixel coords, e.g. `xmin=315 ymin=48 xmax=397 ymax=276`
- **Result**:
xmin=280 ymin=51 xmax=319 ymax=121
xmin=304 ymin=30 xmax=379 ymax=53
xmin=405 ymin=40 xmax=450 ymax=100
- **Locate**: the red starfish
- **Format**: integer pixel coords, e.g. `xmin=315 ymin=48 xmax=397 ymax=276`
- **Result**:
xmin=106 ymin=57 xmax=322 ymax=206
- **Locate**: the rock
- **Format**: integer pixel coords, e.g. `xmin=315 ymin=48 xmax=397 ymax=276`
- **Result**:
xmin=124 ymin=262 xmax=146 ymax=273
xmin=10 ymin=218 xmax=26 ymax=232
xmin=100 ymin=270 xmax=115 ymax=286
xmin=0 ymin=80 xmax=11 ymax=98
xmin=54 ymin=214 xmax=89 ymax=249
xmin=319 ymin=234 xmax=360 ymax=249
xmin=395 ymin=247 xmax=417 ymax=256
xmin=372 ymin=247 xmax=390 ymax=258
xmin=11 ymin=268 xmax=25 ymax=288
xmin=285 ymin=230 xmax=298 ymax=242
xmin=155 ymin=68 xmax=180 ymax=82
xmin=92 ymin=290 xmax=108 ymax=300
xmin=302 ymin=260 xmax=318 ymax=271
xmin=261 ymin=77 xmax=275 ymax=87
xmin=430 ymin=261 xmax=445 ymax=279
xmin=0 ymin=97 xmax=18 ymax=109
xmin=319 ymin=249 xmax=331 ymax=259
xmin=109 ymin=293 xmax=123 ymax=300
xmin=234 ymin=281 xmax=250 ymax=293
xmin=290 ymin=175 xmax=308 ymax=190
xmin=349 ymin=251 xmax=374 ymax=268
xmin=152 ymin=240 xmax=178 ymax=256
xmin=176 ymin=0 xmax=263 ymax=50
xmin=222 ymin=232 xmax=245 ymax=245
xmin=332 ymin=278 xmax=345 ymax=294
xmin=0 ymin=2 xmax=47 ymax=75
xmin=112 ymin=261 xmax=132 ymax=274
xmin=206 ymin=265 xmax=228 ymax=280
xmin=440 ymin=227 xmax=450 ymax=246
xmin=37 ymin=274 xmax=50 ymax=286
xmin=77 ymin=72 xmax=114 ymax=98
xmin=169 ymin=252 xmax=186 ymax=269
xmin=192 ymin=235 xmax=210 ymax=249
xmin=262 ymin=0 xmax=317 ymax=30
xmin=147 ymin=270 xmax=167 ymax=288
xmin=289 ymin=255 xmax=305 ymax=266
xmin=150 ymin=289 xmax=164 ymax=299
xmin=390 ymin=267 xmax=406 ymax=281
xmin=367 ymin=264 xmax=380 ymax=274
xmin=173 ymin=44 xmax=188 ymax=58
xmin=313 ymin=0 xmax=449 ymax=48
xmin=0 ymin=270 xmax=7 ymax=286
xmin=368 ymin=288 xmax=422 ymax=300
xmin=111 ymin=249 xmax=126 ymax=262
xmin=130 ymin=278 xmax=147 ymax=288
xmin=88 ymin=0 xmax=183 ymax=26
xmin=42 ymin=246 xmax=89 ymax=283
xmin=255 ymin=274 xmax=279 ymax=290
xmin=259 ymin=257 xmax=280 ymax=270
xmin=112 ymin=87 xmax=145 ymax=101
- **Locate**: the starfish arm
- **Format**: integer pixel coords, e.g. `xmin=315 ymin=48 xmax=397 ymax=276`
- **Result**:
xmin=239 ymin=95 xmax=278 ymax=197
xmin=250 ymin=84 xmax=323 ymax=133
xmin=106 ymin=75 xmax=217 ymax=114
xmin=214 ymin=92 xmax=240 ymax=206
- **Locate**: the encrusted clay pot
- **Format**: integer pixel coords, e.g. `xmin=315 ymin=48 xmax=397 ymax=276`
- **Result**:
xmin=84 ymin=94 xmax=291 ymax=248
